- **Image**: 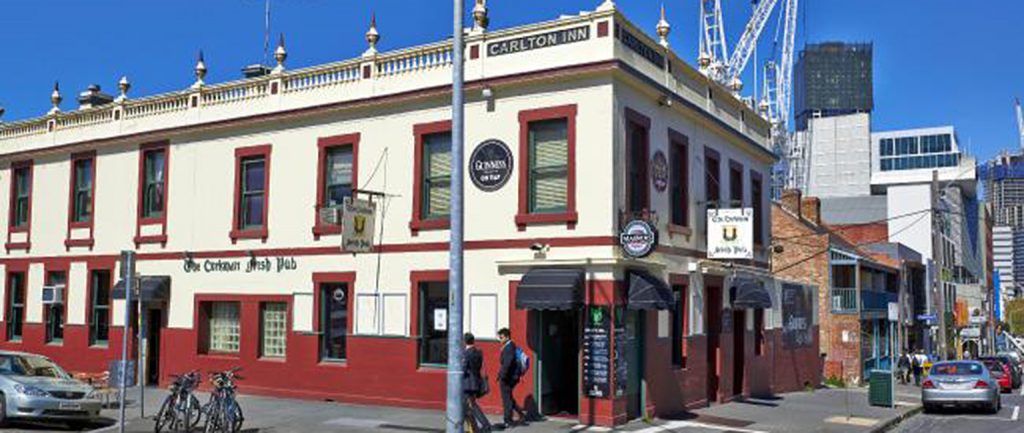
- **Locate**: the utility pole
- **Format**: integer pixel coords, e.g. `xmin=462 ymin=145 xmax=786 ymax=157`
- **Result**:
xmin=932 ymin=170 xmax=948 ymax=360
xmin=118 ymin=251 xmax=136 ymax=433
xmin=445 ymin=0 xmax=465 ymax=432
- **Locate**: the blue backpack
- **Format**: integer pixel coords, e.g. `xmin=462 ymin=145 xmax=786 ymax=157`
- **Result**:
xmin=515 ymin=347 xmax=530 ymax=378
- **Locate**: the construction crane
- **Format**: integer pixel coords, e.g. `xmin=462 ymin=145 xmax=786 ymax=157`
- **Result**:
xmin=698 ymin=0 xmax=729 ymax=83
xmin=725 ymin=0 xmax=781 ymax=93
xmin=1017 ymin=98 xmax=1024 ymax=152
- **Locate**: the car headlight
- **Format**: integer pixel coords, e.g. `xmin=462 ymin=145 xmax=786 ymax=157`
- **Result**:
xmin=14 ymin=384 xmax=51 ymax=397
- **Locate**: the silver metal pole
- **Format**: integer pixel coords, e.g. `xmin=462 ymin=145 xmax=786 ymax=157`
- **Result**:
xmin=118 ymin=251 xmax=135 ymax=433
xmin=139 ymin=303 xmax=145 ymax=418
xmin=446 ymin=1 xmax=466 ymax=432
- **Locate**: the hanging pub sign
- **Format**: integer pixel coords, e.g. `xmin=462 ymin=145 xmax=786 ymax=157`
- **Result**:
xmin=582 ymin=305 xmax=611 ymax=399
xmin=619 ymin=219 xmax=657 ymax=258
xmin=651 ymin=150 xmax=668 ymax=193
xmin=342 ymin=197 xmax=377 ymax=253
xmin=707 ymin=208 xmax=754 ymax=259
xmin=469 ymin=139 xmax=514 ymax=192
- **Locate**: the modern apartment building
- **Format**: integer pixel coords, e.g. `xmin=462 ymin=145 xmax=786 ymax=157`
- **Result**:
xmin=793 ymin=42 xmax=873 ymax=131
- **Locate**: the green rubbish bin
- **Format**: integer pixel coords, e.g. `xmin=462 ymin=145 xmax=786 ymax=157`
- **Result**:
xmin=868 ymin=369 xmax=893 ymax=407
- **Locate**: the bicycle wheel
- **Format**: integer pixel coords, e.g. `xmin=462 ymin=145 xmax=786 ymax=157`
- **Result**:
xmin=154 ymin=396 xmax=176 ymax=433
xmin=203 ymin=402 xmax=223 ymax=433
xmin=188 ymin=394 xmax=203 ymax=429
xmin=228 ymin=400 xmax=243 ymax=433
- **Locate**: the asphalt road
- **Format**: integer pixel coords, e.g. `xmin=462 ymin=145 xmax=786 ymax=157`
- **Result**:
xmin=894 ymin=386 xmax=1024 ymax=433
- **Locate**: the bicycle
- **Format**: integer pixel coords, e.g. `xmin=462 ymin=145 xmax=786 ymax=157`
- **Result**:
xmin=202 ymin=367 xmax=244 ymax=433
xmin=154 ymin=370 xmax=202 ymax=433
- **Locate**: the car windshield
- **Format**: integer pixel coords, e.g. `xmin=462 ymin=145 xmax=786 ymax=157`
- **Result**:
xmin=0 ymin=354 xmax=69 ymax=379
xmin=981 ymin=360 xmax=1004 ymax=374
xmin=931 ymin=362 xmax=983 ymax=376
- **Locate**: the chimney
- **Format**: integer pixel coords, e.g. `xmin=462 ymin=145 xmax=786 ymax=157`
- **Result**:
xmin=801 ymin=196 xmax=822 ymax=226
xmin=77 ymin=84 xmax=114 ymax=110
xmin=780 ymin=189 xmax=802 ymax=219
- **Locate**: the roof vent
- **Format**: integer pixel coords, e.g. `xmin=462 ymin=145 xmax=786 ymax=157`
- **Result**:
xmin=77 ymin=84 xmax=114 ymax=110
xmin=242 ymin=64 xmax=272 ymax=78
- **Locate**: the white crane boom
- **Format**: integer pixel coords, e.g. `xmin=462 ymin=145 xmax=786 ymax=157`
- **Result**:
xmin=699 ymin=0 xmax=729 ymax=82
xmin=1017 ymin=98 xmax=1024 ymax=152
xmin=726 ymin=0 xmax=780 ymax=90
xmin=776 ymin=0 xmax=798 ymax=130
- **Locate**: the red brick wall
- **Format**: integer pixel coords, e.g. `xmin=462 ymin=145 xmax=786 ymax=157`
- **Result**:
xmin=828 ymin=222 xmax=888 ymax=246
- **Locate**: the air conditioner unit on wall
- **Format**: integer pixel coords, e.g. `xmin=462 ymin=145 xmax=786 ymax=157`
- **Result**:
xmin=319 ymin=206 xmax=343 ymax=226
xmin=41 ymin=285 xmax=65 ymax=304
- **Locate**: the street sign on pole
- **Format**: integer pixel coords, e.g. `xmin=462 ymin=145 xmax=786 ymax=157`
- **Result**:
xmin=118 ymin=250 xmax=136 ymax=433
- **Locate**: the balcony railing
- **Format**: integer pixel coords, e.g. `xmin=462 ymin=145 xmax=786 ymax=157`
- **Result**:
xmin=831 ymin=287 xmax=857 ymax=313
xmin=861 ymin=290 xmax=898 ymax=311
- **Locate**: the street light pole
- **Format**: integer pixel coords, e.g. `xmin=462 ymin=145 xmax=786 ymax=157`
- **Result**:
xmin=446 ymin=1 xmax=466 ymax=432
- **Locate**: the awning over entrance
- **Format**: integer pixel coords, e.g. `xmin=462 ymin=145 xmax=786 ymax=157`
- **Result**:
xmin=730 ymin=277 xmax=772 ymax=309
xmin=113 ymin=276 xmax=171 ymax=302
xmin=627 ymin=271 xmax=673 ymax=310
xmin=515 ymin=268 xmax=584 ymax=310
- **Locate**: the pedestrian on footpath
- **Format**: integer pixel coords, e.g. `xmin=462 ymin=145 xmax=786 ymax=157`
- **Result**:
xmin=497 ymin=328 xmax=526 ymax=430
xmin=912 ymin=349 xmax=924 ymax=386
xmin=897 ymin=351 xmax=910 ymax=384
xmin=463 ymin=333 xmax=492 ymax=433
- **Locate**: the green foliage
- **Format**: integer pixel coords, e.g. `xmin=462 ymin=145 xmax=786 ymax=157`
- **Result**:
xmin=1007 ymin=299 xmax=1024 ymax=335
xmin=824 ymin=375 xmax=846 ymax=388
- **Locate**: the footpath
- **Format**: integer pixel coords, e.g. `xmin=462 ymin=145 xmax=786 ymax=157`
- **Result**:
xmin=87 ymin=384 xmax=922 ymax=433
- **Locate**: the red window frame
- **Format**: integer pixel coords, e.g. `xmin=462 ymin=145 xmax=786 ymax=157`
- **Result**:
xmin=729 ymin=159 xmax=744 ymax=208
xmin=312 ymin=272 xmax=356 ymax=363
xmin=624 ymin=108 xmax=651 ymax=214
xmin=43 ymin=264 xmax=69 ymax=345
xmin=231 ymin=144 xmax=272 ymax=243
xmin=704 ymin=147 xmax=721 ymax=208
xmin=135 ymin=141 xmax=170 ymax=247
xmin=516 ymin=104 xmax=578 ymax=230
xmin=6 ymin=160 xmax=33 ymax=252
xmin=313 ymin=133 xmax=360 ymax=239
xmin=66 ymin=151 xmax=96 ymax=250
xmin=670 ymin=273 xmax=689 ymax=369
xmin=411 ymin=120 xmax=452 ymax=235
xmin=751 ymin=171 xmax=764 ymax=246
xmin=668 ymin=129 xmax=690 ymax=232
xmin=410 ymin=270 xmax=449 ymax=367
xmin=3 ymin=266 xmax=28 ymax=343
xmin=85 ymin=258 xmax=116 ymax=347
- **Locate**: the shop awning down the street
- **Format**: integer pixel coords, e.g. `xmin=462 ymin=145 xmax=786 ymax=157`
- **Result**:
xmin=626 ymin=271 xmax=674 ymax=310
xmin=515 ymin=268 xmax=584 ymax=310
xmin=112 ymin=276 xmax=171 ymax=302
xmin=730 ymin=276 xmax=773 ymax=309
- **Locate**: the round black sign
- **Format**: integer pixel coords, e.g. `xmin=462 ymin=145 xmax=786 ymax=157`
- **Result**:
xmin=469 ymin=139 xmax=514 ymax=192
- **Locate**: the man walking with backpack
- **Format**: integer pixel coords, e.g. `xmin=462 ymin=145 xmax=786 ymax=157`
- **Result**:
xmin=497 ymin=328 xmax=527 ymax=429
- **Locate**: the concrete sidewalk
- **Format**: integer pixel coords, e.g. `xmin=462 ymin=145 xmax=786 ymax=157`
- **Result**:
xmin=89 ymin=384 xmax=923 ymax=433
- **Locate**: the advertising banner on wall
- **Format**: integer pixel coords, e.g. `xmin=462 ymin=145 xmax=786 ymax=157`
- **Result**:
xmin=781 ymin=283 xmax=813 ymax=349
xmin=342 ymin=197 xmax=377 ymax=253
xmin=707 ymin=208 xmax=754 ymax=259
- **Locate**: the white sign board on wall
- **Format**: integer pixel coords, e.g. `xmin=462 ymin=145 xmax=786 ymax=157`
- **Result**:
xmin=342 ymin=197 xmax=377 ymax=253
xmin=707 ymin=208 xmax=754 ymax=259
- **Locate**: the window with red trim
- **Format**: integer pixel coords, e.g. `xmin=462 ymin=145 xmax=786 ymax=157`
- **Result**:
xmin=231 ymin=145 xmax=271 ymax=241
xmin=9 ymin=162 xmax=32 ymax=230
xmin=704 ymin=148 xmax=721 ymax=208
xmin=411 ymin=121 xmax=452 ymax=233
xmin=625 ymin=114 xmax=650 ymax=213
xmin=751 ymin=172 xmax=764 ymax=246
xmin=88 ymin=269 xmax=111 ymax=346
xmin=69 ymin=154 xmax=94 ymax=224
xmin=729 ymin=160 xmax=744 ymax=208
xmin=669 ymin=132 xmax=689 ymax=227
xmin=44 ymin=271 xmax=67 ymax=344
xmin=135 ymin=142 xmax=169 ymax=246
xmin=5 ymin=272 xmax=25 ymax=342
xmin=671 ymin=282 xmax=688 ymax=368
xmin=516 ymin=105 xmax=578 ymax=229
xmin=314 ymin=134 xmax=358 ymax=238
xmin=199 ymin=301 xmax=241 ymax=354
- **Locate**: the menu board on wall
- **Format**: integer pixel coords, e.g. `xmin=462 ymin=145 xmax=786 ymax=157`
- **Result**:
xmin=782 ymin=283 xmax=813 ymax=348
xmin=582 ymin=306 xmax=611 ymax=399
xmin=613 ymin=310 xmax=628 ymax=397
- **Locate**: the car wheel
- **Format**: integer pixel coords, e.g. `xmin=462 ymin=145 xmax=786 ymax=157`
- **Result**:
xmin=922 ymin=403 xmax=933 ymax=414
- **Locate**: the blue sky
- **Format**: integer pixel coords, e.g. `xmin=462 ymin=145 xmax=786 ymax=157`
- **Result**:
xmin=1 ymin=1 xmax=1021 ymax=161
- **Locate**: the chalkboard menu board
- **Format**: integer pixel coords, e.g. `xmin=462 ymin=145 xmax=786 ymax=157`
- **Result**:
xmin=613 ymin=309 xmax=627 ymax=397
xmin=582 ymin=306 xmax=611 ymax=398
xmin=782 ymin=283 xmax=813 ymax=348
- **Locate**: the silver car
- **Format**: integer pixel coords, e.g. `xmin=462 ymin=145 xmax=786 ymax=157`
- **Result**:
xmin=0 ymin=351 xmax=102 ymax=427
xmin=922 ymin=360 xmax=1001 ymax=413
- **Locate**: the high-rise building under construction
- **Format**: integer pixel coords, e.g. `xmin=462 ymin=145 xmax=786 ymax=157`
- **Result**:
xmin=794 ymin=42 xmax=873 ymax=131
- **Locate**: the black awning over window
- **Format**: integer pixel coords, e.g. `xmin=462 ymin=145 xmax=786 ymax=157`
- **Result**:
xmin=627 ymin=271 xmax=673 ymax=310
xmin=730 ymin=277 xmax=772 ymax=309
xmin=113 ymin=276 xmax=171 ymax=302
xmin=515 ymin=268 xmax=584 ymax=310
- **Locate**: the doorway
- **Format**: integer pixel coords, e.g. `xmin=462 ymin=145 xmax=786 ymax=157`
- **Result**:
xmin=624 ymin=310 xmax=645 ymax=420
xmin=732 ymin=309 xmax=746 ymax=397
xmin=706 ymin=283 xmax=722 ymax=403
xmin=145 ymin=308 xmax=163 ymax=385
xmin=537 ymin=309 xmax=580 ymax=417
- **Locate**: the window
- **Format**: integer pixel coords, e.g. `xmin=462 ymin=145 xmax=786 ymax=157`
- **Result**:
xmin=319 ymin=282 xmax=348 ymax=361
xmin=141 ymin=148 xmax=166 ymax=219
xmin=729 ymin=161 xmax=743 ymax=207
xmin=705 ymin=149 xmax=721 ymax=208
xmin=625 ymin=111 xmax=649 ymax=213
xmin=754 ymin=308 xmax=765 ymax=356
xmin=89 ymin=270 xmax=111 ymax=346
xmin=260 ymin=302 xmax=288 ymax=358
xmin=323 ymin=147 xmax=353 ymax=208
xmin=231 ymin=145 xmax=271 ymax=241
xmin=669 ymin=135 xmax=689 ymax=227
xmin=208 ymin=302 xmax=241 ymax=353
xmin=418 ymin=281 xmax=449 ymax=366
xmin=10 ymin=164 xmax=31 ymax=229
xmin=421 ymin=132 xmax=452 ymax=220
xmin=671 ymin=283 xmax=688 ymax=368
xmin=314 ymin=134 xmax=359 ymax=237
xmin=752 ymin=173 xmax=764 ymax=245
xmin=70 ymin=156 xmax=93 ymax=223
xmin=528 ymin=119 xmax=570 ymax=213
xmin=44 ymin=271 xmax=66 ymax=344
xmin=516 ymin=105 xmax=577 ymax=229
xmin=6 ymin=273 xmax=25 ymax=341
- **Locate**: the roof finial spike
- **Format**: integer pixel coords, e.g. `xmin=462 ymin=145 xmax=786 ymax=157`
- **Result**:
xmin=192 ymin=50 xmax=207 ymax=89
xmin=472 ymin=0 xmax=489 ymax=33
xmin=48 ymin=81 xmax=62 ymax=115
xmin=656 ymin=3 xmax=671 ymax=48
xmin=596 ymin=0 xmax=616 ymax=12
xmin=273 ymin=33 xmax=288 ymax=74
xmin=363 ymin=13 xmax=380 ymax=57
xmin=116 ymin=76 xmax=131 ymax=102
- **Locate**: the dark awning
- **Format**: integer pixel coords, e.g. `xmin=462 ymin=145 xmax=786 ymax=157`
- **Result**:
xmin=515 ymin=268 xmax=584 ymax=310
xmin=627 ymin=271 xmax=673 ymax=310
xmin=730 ymin=277 xmax=772 ymax=309
xmin=113 ymin=276 xmax=171 ymax=302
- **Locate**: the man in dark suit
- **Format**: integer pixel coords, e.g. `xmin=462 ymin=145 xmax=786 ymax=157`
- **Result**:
xmin=497 ymin=328 xmax=525 ymax=428
xmin=463 ymin=333 xmax=491 ymax=432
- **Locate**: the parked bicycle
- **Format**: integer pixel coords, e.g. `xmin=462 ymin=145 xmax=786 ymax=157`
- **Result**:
xmin=203 ymin=367 xmax=244 ymax=433
xmin=155 ymin=370 xmax=202 ymax=433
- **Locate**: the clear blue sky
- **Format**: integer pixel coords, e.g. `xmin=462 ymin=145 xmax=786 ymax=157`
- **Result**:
xmin=1 ymin=1 xmax=1021 ymax=161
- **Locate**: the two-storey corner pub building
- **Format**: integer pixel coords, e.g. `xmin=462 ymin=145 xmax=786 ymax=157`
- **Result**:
xmin=0 ymin=2 xmax=820 ymax=426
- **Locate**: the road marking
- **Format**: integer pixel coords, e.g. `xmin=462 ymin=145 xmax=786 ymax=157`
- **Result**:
xmin=1013 ymin=405 xmax=1020 ymax=421
xmin=1020 ymin=386 xmax=1024 ymax=396
xmin=631 ymin=420 xmax=769 ymax=433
